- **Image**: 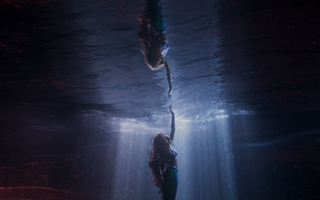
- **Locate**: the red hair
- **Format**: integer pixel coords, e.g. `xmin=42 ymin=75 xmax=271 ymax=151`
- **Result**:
xmin=149 ymin=132 xmax=171 ymax=184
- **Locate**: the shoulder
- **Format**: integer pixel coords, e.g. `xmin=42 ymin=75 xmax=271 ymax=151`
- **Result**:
xmin=170 ymin=144 xmax=177 ymax=156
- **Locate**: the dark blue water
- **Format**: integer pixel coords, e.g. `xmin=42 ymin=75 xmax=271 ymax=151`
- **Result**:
xmin=1 ymin=0 xmax=320 ymax=199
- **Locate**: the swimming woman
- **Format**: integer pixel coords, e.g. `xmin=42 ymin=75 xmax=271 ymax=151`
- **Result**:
xmin=149 ymin=105 xmax=177 ymax=200
xmin=137 ymin=0 xmax=173 ymax=98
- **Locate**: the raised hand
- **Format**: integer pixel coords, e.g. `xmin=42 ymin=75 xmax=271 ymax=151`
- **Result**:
xmin=169 ymin=105 xmax=174 ymax=113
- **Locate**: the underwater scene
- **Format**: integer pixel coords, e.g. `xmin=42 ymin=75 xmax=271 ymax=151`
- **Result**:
xmin=0 ymin=0 xmax=319 ymax=199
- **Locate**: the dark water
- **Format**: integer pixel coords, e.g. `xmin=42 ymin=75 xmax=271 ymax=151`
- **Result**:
xmin=1 ymin=0 xmax=320 ymax=199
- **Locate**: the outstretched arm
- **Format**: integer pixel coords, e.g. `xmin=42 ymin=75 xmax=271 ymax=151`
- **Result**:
xmin=164 ymin=61 xmax=172 ymax=98
xmin=169 ymin=105 xmax=175 ymax=142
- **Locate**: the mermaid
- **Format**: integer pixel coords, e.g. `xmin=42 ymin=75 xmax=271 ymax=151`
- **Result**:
xmin=149 ymin=106 xmax=177 ymax=200
xmin=137 ymin=0 xmax=173 ymax=98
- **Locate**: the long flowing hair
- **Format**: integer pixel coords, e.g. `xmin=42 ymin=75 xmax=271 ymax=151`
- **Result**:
xmin=137 ymin=1 xmax=167 ymax=70
xmin=149 ymin=132 xmax=172 ymax=184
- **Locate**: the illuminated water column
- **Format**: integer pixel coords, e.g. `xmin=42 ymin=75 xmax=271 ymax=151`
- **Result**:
xmin=109 ymin=110 xmax=237 ymax=200
xmin=176 ymin=112 xmax=238 ymax=200
xmin=110 ymin=117 xmax=166 ymax=200
xmin=172 ymin=117 xmax=192 ymax=200
xmin=213 ymin=116 xmax=237 ymax=200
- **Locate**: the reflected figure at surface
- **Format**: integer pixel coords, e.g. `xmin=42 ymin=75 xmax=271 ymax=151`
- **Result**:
xmin=149 ymin=106 xmax=177 ymax=200
xmin=137 ymin=0 xmax=172 ymax=98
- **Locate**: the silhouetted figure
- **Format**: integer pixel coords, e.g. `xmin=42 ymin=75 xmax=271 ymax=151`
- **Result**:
xmin=149 ymin=106 xmax=177 ymax=200
xmin=137 ymin=0 xmax=172 ymax=98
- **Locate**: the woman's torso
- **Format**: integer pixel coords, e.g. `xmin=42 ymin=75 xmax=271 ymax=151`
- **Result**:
xmin=162 ymin=144 xmax=177 ymax=171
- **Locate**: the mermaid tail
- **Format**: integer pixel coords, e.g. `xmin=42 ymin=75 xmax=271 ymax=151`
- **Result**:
xmin=162 ymin=166 xmax=178 ymax=200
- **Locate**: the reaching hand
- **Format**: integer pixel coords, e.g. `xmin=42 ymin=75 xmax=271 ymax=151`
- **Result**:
xmin=169 ymin=105 xmax=174 ymax=113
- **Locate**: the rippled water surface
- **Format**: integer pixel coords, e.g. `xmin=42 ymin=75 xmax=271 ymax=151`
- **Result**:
xmin=1 ymin=0 xmax=320 ymax=199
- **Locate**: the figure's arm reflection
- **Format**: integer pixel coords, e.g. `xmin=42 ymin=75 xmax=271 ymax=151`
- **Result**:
xmin=165 ymin=61 xmax=172 ymax=98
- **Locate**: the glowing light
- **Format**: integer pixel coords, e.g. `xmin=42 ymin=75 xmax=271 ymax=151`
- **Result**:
xmin=112 ymin=117 xmax=159 ymax=135
xmin=215 ymin=114 xmax=229 ymax=119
